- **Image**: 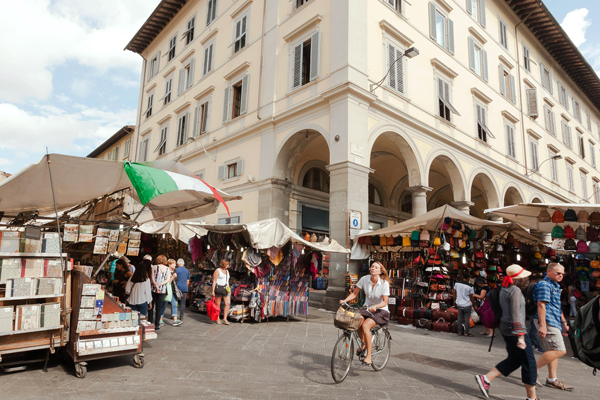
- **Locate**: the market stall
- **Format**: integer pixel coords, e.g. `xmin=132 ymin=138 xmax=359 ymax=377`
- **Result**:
xmin=0 ymin=154 xmax=240 ymax=374
xmin=352 ymin=205 xmax=541 ymax=331
xmin=486 ymin=203 xmax=600 ymax=304
xmin=188 ymin=218 xmax=350 ymax=322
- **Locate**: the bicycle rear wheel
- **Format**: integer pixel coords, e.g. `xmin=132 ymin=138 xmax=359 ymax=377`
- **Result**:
xmin=331 ymin=332 xmax=354 ymax=383
xmin=371 ymin=329 xmax=391 ymax=371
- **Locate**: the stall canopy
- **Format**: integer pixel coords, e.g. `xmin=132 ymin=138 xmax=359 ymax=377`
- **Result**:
xmin=356 ymin=205 xmax=539 ymax=243
xmin=137 ymin=221 xmax=207 ymax=244
xmin=199 ymin=218 xmax=351 ymax=253
xmin=0 ymin=154 xmax=241 ymax=221
xmin=485 ymin=203 xmax=600 ymax=232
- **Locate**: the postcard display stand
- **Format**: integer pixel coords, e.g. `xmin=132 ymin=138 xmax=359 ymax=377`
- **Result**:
xmin=67 ymin=270 xmax=144 ymax=378
xmin=0 ymin=231 xmax=67 ymax=372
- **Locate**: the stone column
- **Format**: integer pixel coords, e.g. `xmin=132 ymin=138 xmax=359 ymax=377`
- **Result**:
xmin=257 ymin=179 xmax=292 ymax=224
xmin=488 ymin=215 xmax=503 ymax=223
xmin=450 ymin=201 xmax=474 ymax=214
xmin=324 ymin=161 xmax=372 ymax=310
xmin=407 ymin=186 xmax=432 ymax=217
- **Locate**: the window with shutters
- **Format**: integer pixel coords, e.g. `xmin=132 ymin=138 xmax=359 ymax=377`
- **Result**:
xmin=203 ymin=42 xmax=214 ymax=76
xmin=218 ymin=216 xmax=240 ymax=224
xmin=594 ymin=182 xmax=600 ymax=203
xmin=184 ymin=16 xmax=195 ymax=45
xmin=387 ymin=42 xmax=405 ymax=95
xmin=573 ymin=98 xmax=582 ymax=122
xmin=561 ymin=118 xmax=571 ymax=148
xmin=148 ymin=53 xmax=159 ymax=80
xmin=113 ymin=146 xmax=119 ymax=162
xmin=549 ymin=150 xmax=559 ymax=182
xmin=578 ymin=133 xmax=585 ymax=159
xmin=469 ymin=37 xmax=488 ymax=81
xmin=567 ymin=163 xmax=575 ymax=192
xmin=437 ymin=77 xmax=460 ymax=122
xmin=581 ymin=171 xmax=588 ymax=199
xmin=429 ymin=3 xmax=454 ymax=54
xmin=529 ymin=138 xmax=539 ymax=171
xmin=177 ymin=58 xmax=195 ymax=95
xmin=467 ymin=0 xmax=486 ymax=27
xmin=155 ymin=125 xmax=168 ymax=156
xmin=586 ymin=112 xmax=592 ymax=131
xmin=475 ymin=102 xmax=493 ymax=142
xmin=223 ymin=75 xmax=249 ymax=123
xmin=505 ymin=122 xmax=516 ymax=158
xmin=176 ymin=112 xmax=189 ymax=147
xmin=558 ymin=82 xmax=568 ymax=109
xmin=498 ymin=18 xmax=508 ymax=49
xmin=590 ymin=142 xmax=596 ymax=168
xmin=499 ymin=64 xmax=516 ymax=103
xmin=296 ymin=0 xmax=312 ymax=9
xmin=206 ymin=0 xmax=217 ymax=26
xmin=543 ymin=105 xmax=556 ymax=136
xmin=163 ymin=75 xmax=173 ymax=105
xmin=291 ymin=31 xmax=320 ymax=90
xmin=218 ymin=159 xmax=244 ymax=180
xmin=368 ymin=184 xmax=383 ymax=206
xmin=522 ymin=45 xmax=531 ymax=72
xmin=540 ymin=63 xmax=552 ymax=93
xmin=168 ymin=36 xmax=176 ymax=62
xmin=123 ymin=139 xmax=130 ymax=160
xmin=233 ymin=14 xmax=247 ymax=54
xmin=192 ymin=100 xmax=210 ymax=137
xmin=145 ymin=92 xmax=154 ymax=119
xmin=139 ymin=138 xmax=149 ymax=162
xmin=383 ymin=0 xmax=402 ymax=13
xmin=526 ymin=87 xmax=538 ymax=119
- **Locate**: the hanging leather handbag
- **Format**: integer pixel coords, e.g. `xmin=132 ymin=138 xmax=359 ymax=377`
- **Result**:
xmin=438 ymin=284 xmax=447 ymax=291
xmin=448 ymin=307 xmax=459 ymax=320
xmin=433 ymin=318 xmax=451 ymax=332
xmin=397 ymin=316 xmax=413 ymax=325
xmin=414 ymin=318 xmax=433 ymax=330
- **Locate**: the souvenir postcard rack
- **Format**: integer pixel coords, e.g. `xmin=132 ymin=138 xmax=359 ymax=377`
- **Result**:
xmin=0 ymin=230 xmax=68 ymax=372
xmin=67 ymin=270 xmax=144 ymax=378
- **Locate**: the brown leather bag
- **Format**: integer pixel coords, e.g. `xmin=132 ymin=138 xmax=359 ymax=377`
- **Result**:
xmin=430 ymin=283 xmax=439 ymax=291
xmin=433 ymin=318 xmax=451 ymax=332
xmin=414 ymin=318 xmax=433 ymax=330
xmin=398 ymin=307 xmax=414 ymax=319
xmin=448 ymin=307 xmax=459 ymax=319
xmin=397 ymin=316 xmax=413 ymax=325
xmin=432 ymin=310 xmax=456 ymax=323
xmin=438 ymin=284 xmax=447 ymax=291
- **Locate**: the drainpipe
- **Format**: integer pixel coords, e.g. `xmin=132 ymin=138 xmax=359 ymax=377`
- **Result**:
xmin=256 ymin=0 xmax=268 ymax=120
xmin=515 ymin=1 xmax=542 ymax=177
xmin=133 ymin=56 xmax=148 ymax=161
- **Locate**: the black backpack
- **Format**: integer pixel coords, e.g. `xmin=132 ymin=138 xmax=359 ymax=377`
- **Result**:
xmin=572 ymin=295 xmax=600 ymax=375
xmin=486 ymin=287 xmax=503 ymax=352
xmin=523 ymin=283 xmax=537 ymax=318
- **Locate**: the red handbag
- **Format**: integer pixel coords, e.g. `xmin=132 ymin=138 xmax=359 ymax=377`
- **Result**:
xmin=448 ymin=307 xmax=459 ymax=319
xmin=206 ymin=297 xmax=220 ymax=321
xmin=433 ymin=318 xmax=451 ymax=332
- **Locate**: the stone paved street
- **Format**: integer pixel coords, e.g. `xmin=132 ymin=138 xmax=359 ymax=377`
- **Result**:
xmin=1 ymin=307 xmax=599 ymax=399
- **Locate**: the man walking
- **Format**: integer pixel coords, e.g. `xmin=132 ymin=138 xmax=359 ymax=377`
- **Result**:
xmin=173 ymin=259 xmax=190 ymax=326
xmin=454 ymin=271 xmax=475 ymax=337
xmin=533 ymin=263 xmax=573 ymax=391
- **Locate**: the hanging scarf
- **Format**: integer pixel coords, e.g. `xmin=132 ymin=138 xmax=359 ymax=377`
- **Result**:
xmin=502 ymin=267 xmax=525 ymax=287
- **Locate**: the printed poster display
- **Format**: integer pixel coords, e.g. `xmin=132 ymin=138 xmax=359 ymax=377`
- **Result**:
xmin=96 ymin=228 xmax=111 ymax=238
xmin=78 ymin=225 xmax=94 ymax=243
xmin=93 ymin=237 xmax=108 ymax=254
xmin=63 ymin=224 xmax=79 ymax=242
xmin=129 ymin=231 xmax=141 ymax=241
xmin=108 ymin=229 xmax=120 ymax=242
xmin=126 ymin=247 xmax=140 ymax=256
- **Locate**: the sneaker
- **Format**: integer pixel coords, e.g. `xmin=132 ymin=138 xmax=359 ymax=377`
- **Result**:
xmin=173 ymin=320 xmax=183 ymax=326
xmin=533 ymin=346 xmax=545 ymax=353
xmin=155 ymin=326 xmax=160 ymax=331
xmin=475 ymin=375 xmax=490 ymax=398
xmin=545 ymin=378 xmax=574 ymax=391
xmin=159 ymin=319 xmax=165 ymax=325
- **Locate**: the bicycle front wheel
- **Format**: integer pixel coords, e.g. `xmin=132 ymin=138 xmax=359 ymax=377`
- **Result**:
xmin=331 ymin=332 xmax=354 ymax=383
xmin=371 ymin=329 xmax=391 ymax=371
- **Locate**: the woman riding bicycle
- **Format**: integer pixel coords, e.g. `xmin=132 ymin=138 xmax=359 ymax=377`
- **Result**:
xmin=340 ymin=261 xmax=390 ymax=366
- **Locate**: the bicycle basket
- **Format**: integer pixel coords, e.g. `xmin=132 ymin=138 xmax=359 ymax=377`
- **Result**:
xmin=334 ymin=306 xmax=362 ymax=331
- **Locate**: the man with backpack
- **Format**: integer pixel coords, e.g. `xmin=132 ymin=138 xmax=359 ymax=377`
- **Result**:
xmin=533 ymin=263 xmax=574 ymax=391
xmin=474 ymin=265 xmax=538 ymax=400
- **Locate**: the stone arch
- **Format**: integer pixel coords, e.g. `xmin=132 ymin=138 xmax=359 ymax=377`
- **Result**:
xmin=530 ymin=195 xmax=544 ymax=203
xmin=297 ymin=160 xmax=329 ymax=187
xmin=468 ymin=170 xmax=500 ymax=218
xmin=368 ymin=177 xmax=388 ymax=208
xmin=425 ymin=152 xmax=467 ymax=202
xmin=274 ymin=127 xmax=330 ymax=182
xmin=503 ymin=185 xmax=526 ymax=206
xmin=367 ymin=125 xmax=424 ymax=187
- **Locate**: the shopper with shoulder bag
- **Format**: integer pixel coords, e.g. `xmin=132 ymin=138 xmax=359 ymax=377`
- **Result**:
xmin=212 ymin=259 xmax=231 ymax=325
xmin=149 ymin=255 xmax=172 ymax=331
xmin=160 ymin=259 xmax=179 ymax=326
xmin=125 ymin=262 xmax=153 ymax=317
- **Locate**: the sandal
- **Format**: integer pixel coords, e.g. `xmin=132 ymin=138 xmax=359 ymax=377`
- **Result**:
xmin=361 ymin=360 xmax=372 ymax=366
xmin=465 ymin=333 xmax=474 ymax=337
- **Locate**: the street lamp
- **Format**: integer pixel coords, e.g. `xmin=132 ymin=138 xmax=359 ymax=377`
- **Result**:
xmin=526 ymin=154 xmax=561 ymax=177
xmin=370 ymin=47 xmax=419 ymax=92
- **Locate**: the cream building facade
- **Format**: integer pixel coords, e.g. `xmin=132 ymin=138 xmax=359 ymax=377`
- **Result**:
xmin=126 ymin=0 xmax=600 ymax=305
xmin=88 ymin=125 xmax=135 ymax=162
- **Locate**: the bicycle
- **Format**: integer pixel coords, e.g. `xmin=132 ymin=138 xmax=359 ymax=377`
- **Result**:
xmin=331 ymin=302 xmax=392 ymax=383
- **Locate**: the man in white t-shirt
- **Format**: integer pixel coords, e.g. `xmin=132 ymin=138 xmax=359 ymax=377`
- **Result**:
xmin=453 ymin=271 xmax=475 ymax=337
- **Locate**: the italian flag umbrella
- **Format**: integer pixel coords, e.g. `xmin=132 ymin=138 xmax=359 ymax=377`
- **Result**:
xmin=124 ymin=162 xmax=241 ymax=222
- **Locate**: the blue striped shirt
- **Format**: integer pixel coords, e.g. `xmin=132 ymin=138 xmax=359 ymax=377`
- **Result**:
xmin=533 ymin=277 xmax=563 ymax=331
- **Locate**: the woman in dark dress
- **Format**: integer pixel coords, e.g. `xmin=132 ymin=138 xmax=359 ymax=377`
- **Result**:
xmin=112 ymin=259 xmax=132 ymax=303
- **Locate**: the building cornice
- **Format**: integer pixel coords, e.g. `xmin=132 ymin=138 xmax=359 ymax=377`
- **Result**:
xmin=224 ymin=62 xmax=250 ymax=81
xmin=282 ymin=14 xmax=322 ymax=42
xmin=431 ymin=58 xmax=459 ymax=79
xmin=379 ymin=20 xmax=414 ymax=46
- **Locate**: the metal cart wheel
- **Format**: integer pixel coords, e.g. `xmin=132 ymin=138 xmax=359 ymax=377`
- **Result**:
xmin=133 ymin=354 xmax=145 ymax=368
xmin=75 ymin=362 xmax=87 ymax=379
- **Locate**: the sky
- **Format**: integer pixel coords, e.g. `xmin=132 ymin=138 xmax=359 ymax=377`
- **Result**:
xmin=0 ymin=0 xmax=599 ymax=175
